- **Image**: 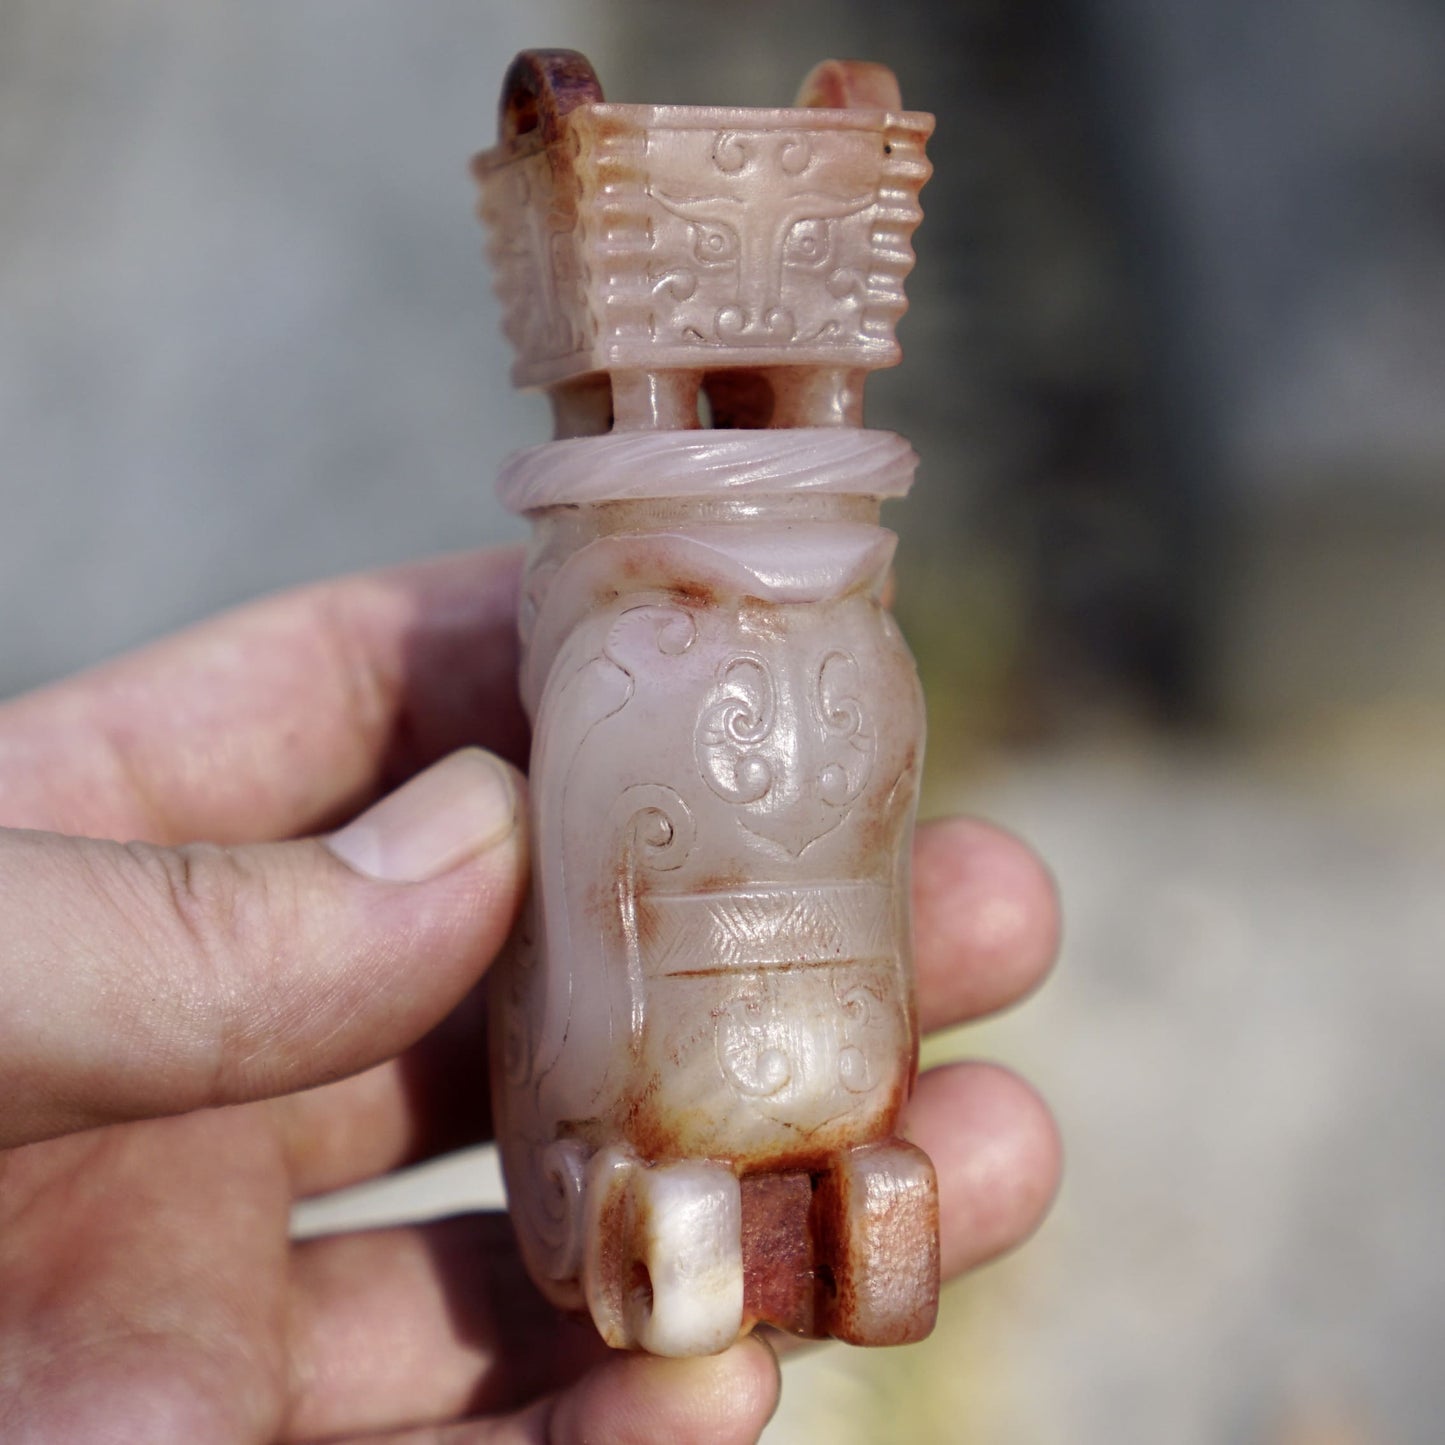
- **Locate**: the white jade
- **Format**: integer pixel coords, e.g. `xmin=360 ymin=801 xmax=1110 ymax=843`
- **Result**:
xmin=476 ymin=50 xmax=940 ymax=1354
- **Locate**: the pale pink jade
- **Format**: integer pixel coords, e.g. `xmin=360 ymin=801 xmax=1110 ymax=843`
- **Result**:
xmin=474 ymin=50 xmax=938 ymax=1356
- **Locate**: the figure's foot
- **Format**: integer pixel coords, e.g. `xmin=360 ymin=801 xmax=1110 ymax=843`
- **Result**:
xmin=583 ymin=1147 xmax=745 ymax=1356
xmin=814 ymin=1138 xmax=940 ymax=1345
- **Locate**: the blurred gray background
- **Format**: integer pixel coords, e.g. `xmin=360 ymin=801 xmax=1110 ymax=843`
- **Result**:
xmin=5 ymin=2 xmax=1444 ymax=1441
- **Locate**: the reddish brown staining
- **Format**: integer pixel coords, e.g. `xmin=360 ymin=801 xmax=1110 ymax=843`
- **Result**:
xmin=498 ymin=49 xmax=604 ymax=147
xmin=846 ymin=1170 xmax=940 ymax=1347
xmin=632 ymin=891 xmax=662 ymax=956
xmin=740 ymin=1172 xmax=820 ymax=1338
xmin=812 ymin=1140 xmax=940 ymax=1346
xmin=737 ymin=597 xmax=785 ymax=643
xmin=622 ymin=1103 xmax=754 ymax=1169
xmin=588 ymin=110 xmax=631 ymax=144
xmin=891 ymin=1186 xmax=942 ymax=1344
xmin=593 ymin=1177 xmax=630 ymax=1320
xmin=690 ymin=862 xmax=750 ymax=894
xmin=667 ymin=579 xmax=716 ymax=610
xmin=887 ymin=1197 xmax=939 ymax=1345
xmin=853 ymin=794 xmax=902 ymax=861
xmin=794 ymin=59 xmax=903 ymax=113
xmin=872 ymin=1063 xmax=912 ymax=1138
xmin=620 ymin=1076 xmax=865 ymax=1175
xmin=808 ymin=1161 xmax=849 ymax=1334
xmin=724 ymin=1137 xmax=839 ymax=1177
xmin=607 ymin=551 xmax=715 ymax=610
xmin=619 ymin=1074 xmax=701 ymax=1164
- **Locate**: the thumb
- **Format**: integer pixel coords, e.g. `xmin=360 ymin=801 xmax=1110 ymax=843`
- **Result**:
xmin=0 ymin=748 xmax=525 ymax=1149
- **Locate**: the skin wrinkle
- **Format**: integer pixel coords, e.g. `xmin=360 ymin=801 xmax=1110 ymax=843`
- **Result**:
xmin=0 ymin=819 xmax=521 ymax=1142
xmin=0 ymin=839 xmax=154 ymax=1132
xmin=0 ymin=687 xmax=140 ymax=840
xmin=90 ymin=707 xmax=182 ymax=847
xmin=195 ymin=849 xmax=333 ymax=1104
xmin=115 ymin=840 xmax=276 ymax=1116
xmin=230 ymin=870 xmax=471 ymax=1104
xmin=273 ymin=980 xmax=498 ymax=1198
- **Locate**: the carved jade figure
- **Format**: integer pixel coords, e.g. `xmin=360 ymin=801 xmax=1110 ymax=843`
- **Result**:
xmin=473 ymin=50 xmax=937 ymax=1356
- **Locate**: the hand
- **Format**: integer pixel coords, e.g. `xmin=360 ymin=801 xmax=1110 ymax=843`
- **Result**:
xmin=0 ymin=549 xmax=1060 ymax=1444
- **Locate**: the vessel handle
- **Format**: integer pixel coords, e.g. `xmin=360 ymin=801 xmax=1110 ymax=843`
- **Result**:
xmin=794 ymin=59 xmax=902 ymax=112
xmin=497 ymin=48 xmax=604 ymax=145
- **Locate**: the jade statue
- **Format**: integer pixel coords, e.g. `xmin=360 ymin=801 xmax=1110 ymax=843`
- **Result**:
xmin=472 ymin=49 xmax=937 ymax=1357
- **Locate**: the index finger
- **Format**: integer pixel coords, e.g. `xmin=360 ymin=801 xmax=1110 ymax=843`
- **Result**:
xmin=0 ymin=548 xmax=528 ymax=845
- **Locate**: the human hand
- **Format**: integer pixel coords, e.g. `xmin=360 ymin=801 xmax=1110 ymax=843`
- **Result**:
xmin=0 ymin=548 xmax=1060 ymax=1444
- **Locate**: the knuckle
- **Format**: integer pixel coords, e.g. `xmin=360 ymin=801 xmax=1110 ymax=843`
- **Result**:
xmin=305 ymin=587 xmax=396 ymax=767
xmin=121 ymin=840 xmax=245 ymax=966
xmin=115 ymin=839 xmax=305 ymax=1087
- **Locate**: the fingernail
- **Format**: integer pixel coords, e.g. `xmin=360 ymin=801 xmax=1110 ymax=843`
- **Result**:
xmin=325 ymin=749 xmax=518 ymax=883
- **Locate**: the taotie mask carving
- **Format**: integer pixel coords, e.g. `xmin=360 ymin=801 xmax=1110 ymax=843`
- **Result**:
xmin=649 ymin=130 xmax=874 ymax=348
xmin=696 ymin=647 xmax=875 ymax=855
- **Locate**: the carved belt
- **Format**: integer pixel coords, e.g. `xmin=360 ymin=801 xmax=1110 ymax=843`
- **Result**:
xmin=636 ymin=881 xmax=892 ymax=977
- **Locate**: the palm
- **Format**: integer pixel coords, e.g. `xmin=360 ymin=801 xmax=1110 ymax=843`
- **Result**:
xmin=0 ymin=552 xmax=1059 ymax=1444
xmin=2 ymin=1046 xmax=609 ymax=1440
xmin=3 ymin=1111 xmax=293 ymax=1437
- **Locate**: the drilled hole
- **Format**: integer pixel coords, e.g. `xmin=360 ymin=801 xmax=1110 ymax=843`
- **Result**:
xmin=508 ymin=91 xmax=540 ymax=137
xmin=629 ymin=1259 xmax=655 ymax=1319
